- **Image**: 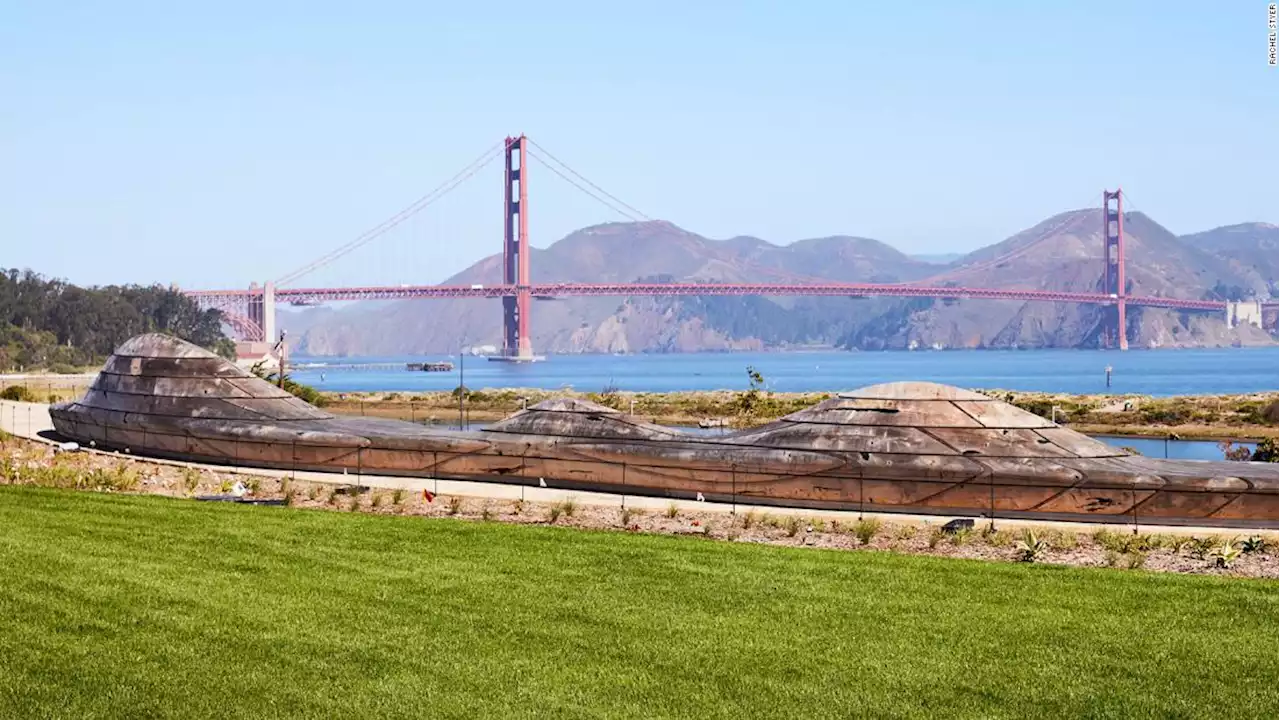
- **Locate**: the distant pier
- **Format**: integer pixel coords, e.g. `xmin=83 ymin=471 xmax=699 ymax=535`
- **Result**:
xmin=290 ymin=361 xmax=455 ymax=373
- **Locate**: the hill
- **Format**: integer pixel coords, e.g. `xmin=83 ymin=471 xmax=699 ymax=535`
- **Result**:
xmin=288 ymin=213 xmax=1278 ymax=355
xmin=838 ymin=211 xmax=1276 ymax=350
xmin=1179 ymin=222 xmax=1280 ymax=299
xmin=290 ymin=222 xmax=936 ymax=355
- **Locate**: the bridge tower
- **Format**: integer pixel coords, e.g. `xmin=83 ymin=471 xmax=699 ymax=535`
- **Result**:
xmin=1102 ymin=189 xmax=1127 ymax=350
xmin=501 ymin=135 xmax=534 ymax=360
xmin=245 ymin=281 xmax=276 ymax=343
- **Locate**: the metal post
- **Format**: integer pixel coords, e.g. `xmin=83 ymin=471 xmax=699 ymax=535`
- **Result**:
xmin=621 ymin=462 xmax=626 ymax=509
xmin=291 ymin=437 xmax=297 ymax=481
xmin=858 ymin=474 xmax=864 ymax=520
xmin=458 ymin=341 xmax=465 ymax=430
xmin=1131 ymin=483 xmax=1138 ymax=535
xmin=989 ymin=475 xmax=996 ymax=532
xmin=731 ymin=466 xmax=736 ymax=515
xmin=357 ymin=447 xmax=363 ymax=493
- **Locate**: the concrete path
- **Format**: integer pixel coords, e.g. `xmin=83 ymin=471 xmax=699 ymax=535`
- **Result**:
xmin=0 ymin=399 xmax=1265 ymax=536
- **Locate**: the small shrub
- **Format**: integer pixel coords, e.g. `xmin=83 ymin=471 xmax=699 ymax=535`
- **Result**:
xmin=548 ymin=504 xmax=563 ymax=523
xmin=620 ymin=506 xmax=633 ymax=526
xmin=665 ymin=502 xmax=679 ymax=519
xmin=481 ymin=503 xmax=493 ymax=521
xmin=447 ymin=496 xmax=463 ymax=516
xmin=221 ymin=479 xmax=235 ymax=494
xmin=949 ymin=527 xmax=974 ymax=547
xmin=741 ymin=509 xmax=759 ymax=529
xmin=512 ymin=499 xmax=524 ymax=516
xmin=784 ymin=516 xmax=802 ymax=537
xmin=392 ymin=488 xmax=405 ymax=506
xmin=1219 ymin=441 xmax=1254 ymax=462
xmin=985 ymin=529 xmax=1016 ymax=548
xmin=927 ymin=526 xmax=945 ymax=549
xmin=1093 ymin=529 xmax=1129 ymax=554
xmin=280 ymin=477 xmax=291 ymax=496
xmin=0 ymin=386 xmax=34 ymax=402
xmin=1188 ymin=537 xmax=1217 ymax=560
xmin=1104 ymin=550 xmax=1121 ymax=567
xmin=1239 ymin=536 xmax=1268 ymax=554
xmin=1124 ymin=552 xmax=1148 ymax=570
xmin=1015 ymin=529 xmax=1049 ymax=563
xmin=308 ymin=485 xmax=320 ymax=501
xmin=893 ymin=525 xmax=917 ymax=542
xmin=348 ymin=493 xmax=361 ymax=511
xmin=372 ymin=493 xmax=386 ymax=508
xmin=1048 ymin=530 xmax=1079 ymax=551
xmin=1251 ymin=437 xmax=1278 ymax=462
xmin=248 ymin=477 xmax=262 ymax=495
xmin=284 ymin=489 xmax=297 ymax=507
xmin=182 ymin=467 xmax=201 ymax=494
xmin=853 ymin=518 xmax=882 ymax=546
xmin=326 ymin=487 xmax=340 ymax=505
xmin=1210 ymin=539 xmax=1242 ymax=569
xmin=561 ymin=497 xmax=578 ymax=518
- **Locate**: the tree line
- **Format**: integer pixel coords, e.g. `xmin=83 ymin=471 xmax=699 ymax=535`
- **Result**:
xmin=0 ymin=268 xmax=234 ymax=371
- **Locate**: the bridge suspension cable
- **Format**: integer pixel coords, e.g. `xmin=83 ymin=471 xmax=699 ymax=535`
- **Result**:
xmin=525 ymin=139 xmax=652 ymax=222
xmin=274 ymin=140 xmax=505 ymax=288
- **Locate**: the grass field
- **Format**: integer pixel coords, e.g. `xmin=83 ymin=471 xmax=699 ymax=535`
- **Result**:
xmin=0 ymin=488 xmax=1276 ymax=719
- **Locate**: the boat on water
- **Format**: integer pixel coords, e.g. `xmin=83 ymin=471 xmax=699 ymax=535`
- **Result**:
xmin=485 ymin=354 xmax=546 ymax=363
xmin=48 ymin=334 xmax=1278 ymax=529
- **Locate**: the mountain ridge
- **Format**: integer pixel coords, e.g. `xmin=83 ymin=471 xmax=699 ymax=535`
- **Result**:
xmin=285 ymin=210 xmax=1278 ymax=356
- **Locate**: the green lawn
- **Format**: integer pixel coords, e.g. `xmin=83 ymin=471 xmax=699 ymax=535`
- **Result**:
xmin=0 ymin=488 xmax=1275 ymax=719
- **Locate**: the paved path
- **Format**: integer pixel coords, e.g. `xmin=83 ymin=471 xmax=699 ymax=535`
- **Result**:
xmin=0 ymin=399 xmax=1264 ymax=536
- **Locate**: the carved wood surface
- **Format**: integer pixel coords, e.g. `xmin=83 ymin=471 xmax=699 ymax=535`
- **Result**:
xmin=48 ymin=334 xmax=1279 ymax=528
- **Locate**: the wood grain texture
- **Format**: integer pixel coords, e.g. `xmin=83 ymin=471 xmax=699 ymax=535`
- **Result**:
xmin=49 ymin=334 xmax=1279 ymax=528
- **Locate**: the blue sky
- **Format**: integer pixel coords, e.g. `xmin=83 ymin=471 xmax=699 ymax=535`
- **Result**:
xmin=2 ymin=1 xmax=1275 ymax=290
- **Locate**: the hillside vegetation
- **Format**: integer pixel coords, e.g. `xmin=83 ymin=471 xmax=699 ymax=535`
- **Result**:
xmin=0 ymin=268 xmax=234 ymax=371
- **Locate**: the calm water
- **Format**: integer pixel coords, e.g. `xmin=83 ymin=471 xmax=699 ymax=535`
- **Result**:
xmin=291 ymin=347 xmax=1279 ymax=396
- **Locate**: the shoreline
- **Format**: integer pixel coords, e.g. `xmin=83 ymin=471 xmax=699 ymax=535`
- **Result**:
xmin=317 ymin=387 xmax=1280 ymax=443
xmin=4 ymin=375 xmax=1274 ymax=442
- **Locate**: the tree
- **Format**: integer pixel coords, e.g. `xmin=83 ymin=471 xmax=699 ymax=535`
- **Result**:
xmin=0 ymin=267 xmax=236 ymax=370
xmin=737 ymin=366 xmax=770 ymax=416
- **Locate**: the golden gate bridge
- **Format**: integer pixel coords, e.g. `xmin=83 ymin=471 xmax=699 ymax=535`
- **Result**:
xmin=183 ymin=135 xmax=1277 ymax=356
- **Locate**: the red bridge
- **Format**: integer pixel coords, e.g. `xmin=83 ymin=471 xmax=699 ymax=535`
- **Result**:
xmin=184 ymin=135 xmax=1278 ymax=355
